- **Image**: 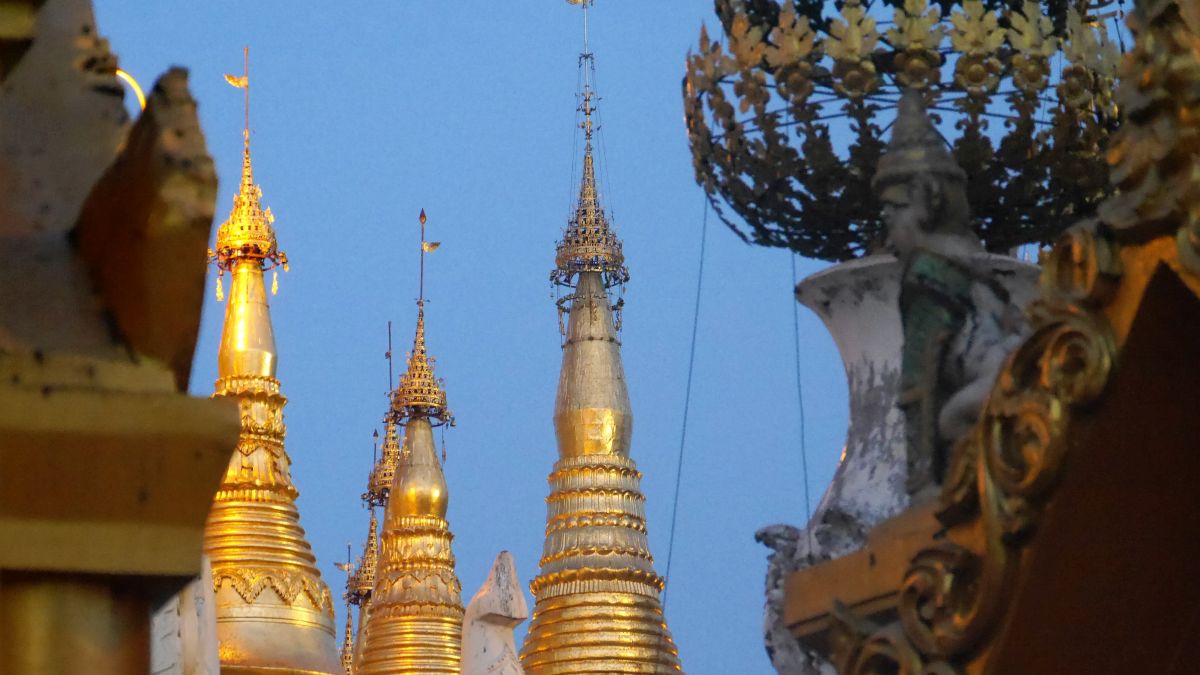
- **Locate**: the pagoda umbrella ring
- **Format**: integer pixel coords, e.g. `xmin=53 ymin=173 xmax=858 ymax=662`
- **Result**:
xmin=684 ymin=0 xmax=1124 ymax=262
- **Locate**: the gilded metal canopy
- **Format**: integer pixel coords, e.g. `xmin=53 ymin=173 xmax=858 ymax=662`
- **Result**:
xmin=684 ymin=0 xmax=1124 ymax=260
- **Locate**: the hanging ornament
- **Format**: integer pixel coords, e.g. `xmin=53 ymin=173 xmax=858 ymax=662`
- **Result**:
xmin=272 ymin=269 xmax=279 ymax=295
xmin=216 ymin=274 xmax=224 ymax=301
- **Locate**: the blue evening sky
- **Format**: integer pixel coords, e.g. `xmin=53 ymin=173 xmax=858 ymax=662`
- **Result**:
xmin=93 ymin=3 xmax=849 ymax=672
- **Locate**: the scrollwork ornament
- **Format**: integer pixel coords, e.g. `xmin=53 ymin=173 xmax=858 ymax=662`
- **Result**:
xmin=1043 ymin=220 xmax=1123 ymax=307
xmin=1176 ymin=207 xmax=1200 ymax=274
xmin=976 ymin=306 xmax=1115 ymax=538
xmin=833 ymin=601 xmax=960 ymax=675
xmin=936 ymin=434 xmax=979 ymax=526
xmin=1034 ymin=312 xmax=1116 ymax=405
xmin=898 ymin=544 xmax=991 ymax=660
xmin=980 ymin=390 xmax=1064 ymax=527
xmin=852 ymin=625 xmax=928 ymax=675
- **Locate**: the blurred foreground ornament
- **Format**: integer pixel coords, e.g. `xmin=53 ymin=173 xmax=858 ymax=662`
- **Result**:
xmin=0 ymin=3 xmax=238 ymax=673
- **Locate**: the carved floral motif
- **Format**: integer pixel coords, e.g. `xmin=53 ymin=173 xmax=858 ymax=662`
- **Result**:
xmin=214 ymin=567 xmax=334 ymax=614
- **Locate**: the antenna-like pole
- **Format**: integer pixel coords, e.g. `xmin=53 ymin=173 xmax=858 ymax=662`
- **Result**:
xmin=386 ymin=321 xmax=394 ymax=392
xmin=582 ymin=1 xmax=590 ymax=59
xmin=242 ymin=46 xmax=250 ymax=147
xmin=577 ymin=2 xmax=596 ymax=142
xmin=418 ymin=209 xmax=427 ymax=306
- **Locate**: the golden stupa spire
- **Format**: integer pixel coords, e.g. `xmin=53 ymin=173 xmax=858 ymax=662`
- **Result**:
xmin=521 ymin=4 xmax=683 ymax=672
xmin=202 ymin=47 xmax=340 ymax=675
xmin=357 ymin=210 xmax=464 ymax=674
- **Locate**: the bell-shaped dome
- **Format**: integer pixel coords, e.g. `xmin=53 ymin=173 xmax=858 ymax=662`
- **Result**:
xmin=390 ymin=417 xmax=447 ymax=521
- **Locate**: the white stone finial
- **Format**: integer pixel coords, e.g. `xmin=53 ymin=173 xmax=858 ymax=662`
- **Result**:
xmin=461 ymin=551 xmax=528 ymax=675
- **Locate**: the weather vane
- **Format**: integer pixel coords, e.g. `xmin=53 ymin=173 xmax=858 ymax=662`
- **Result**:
xmin=223 ymin=47 xmax=250 ymax=146
xmin=209 ymin=46 xmax=288 ymax=301
xmin=418 ymin=208 xmax=440 ymax=305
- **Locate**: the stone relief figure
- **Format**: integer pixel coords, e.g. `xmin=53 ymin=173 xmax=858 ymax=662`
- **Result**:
xmin=875 ymin=89 xmax=1031 ymax=498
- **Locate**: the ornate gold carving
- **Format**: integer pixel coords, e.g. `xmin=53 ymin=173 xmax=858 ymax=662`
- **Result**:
xmin=832 ymin=608 xmax=931 ymax=675
xmin=390 ymin=307 xmax=452 ymax=420
xmin=1101 ymin=2 xmax=1200 ymax=239
xmin=366 ymin=421 xmax=402 ymax=505
xmin=1043 ymin=222 xmax=1124 ymax=306
xmin=897 ymin=542 xmax=1003 ymax=662
xmin=890 ymin=0 xmax=945 ymax=90
xmin=831 ymin=2 xmax=1200 ymax=671
xmin=207 ymin=50 xmax=287 ymax=280
xmin=552 ymin=135 xmax=627 ymax=283
xmin=214 ymin=567 xmax=334 ymax=612
xmin=1006 ymin=1 xmax=1056 ymax=93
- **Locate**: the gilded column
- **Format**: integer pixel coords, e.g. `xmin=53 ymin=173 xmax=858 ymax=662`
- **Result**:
xmin=203 ymin=50 xmax=340 ymax=675
xmin=520 ymin=7 xmax=683 ymax=670
xmin=358 ymin=304 xmax=465 ymax=673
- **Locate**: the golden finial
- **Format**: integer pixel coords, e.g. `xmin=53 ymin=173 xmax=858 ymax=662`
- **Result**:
xmin=390 ymin=210 xmax=452 ymax=426
xmin=552 ymin=2 xmax=628 ymax=289
xmin=208 ymin=46 xmax=288 ymax=300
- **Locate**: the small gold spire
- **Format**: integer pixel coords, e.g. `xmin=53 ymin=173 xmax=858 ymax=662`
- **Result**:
xmin=208 ymin=46 xmax=288 ymax=295
xmin=358 ymin=226 xmax=463 ymax=673
xmin=390 ymin=305 xmax=452 ymax=421
xmin=340 ymin=607 xmax=354 ymax=675
xmin=390 ymin=210 xmax=453 ymax=425
xmin=351 ymin=509 xmax=380 ymax=602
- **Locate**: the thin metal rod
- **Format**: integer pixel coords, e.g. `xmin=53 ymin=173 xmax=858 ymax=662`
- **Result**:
xmin=387 ymin=320 xmax=394 ymax=392
xmin=419 ymin=210 xmax=426 ymax=305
